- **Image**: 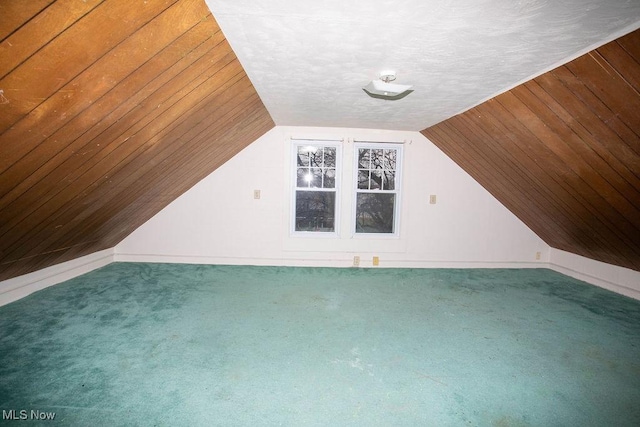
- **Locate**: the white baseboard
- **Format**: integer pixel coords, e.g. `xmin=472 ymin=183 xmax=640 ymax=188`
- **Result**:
xmin=548 ymin=248 xmax=640 ymax=300
xmin=114 ymin=252 xmax=547 ymax=269
xmin=0 ymin=248 xmax=115 ymax=307
xmin=116 ymin=252 xmax=640 ymax=300
xmin=3 ymin=249 xmax=636 ymax=306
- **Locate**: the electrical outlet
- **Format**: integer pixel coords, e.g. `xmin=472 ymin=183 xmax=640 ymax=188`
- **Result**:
xmin=372 ymin=256 xmax=379 ymax=266
xmin=429 ymin=194 xmax=437 ymax=204
xmin=535 ymin=251 xmax=541 ymax=260
xmin=353 ymin=256 xmax=360 ymax=267
xmin=253 ymin=189 xmax=261 ymax=199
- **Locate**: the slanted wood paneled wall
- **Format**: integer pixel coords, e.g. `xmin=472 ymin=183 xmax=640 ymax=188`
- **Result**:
xmin=422 ymin=30 xmax=640 ymax=272
xmin=0 ymin=0 xmax=275 ymax=280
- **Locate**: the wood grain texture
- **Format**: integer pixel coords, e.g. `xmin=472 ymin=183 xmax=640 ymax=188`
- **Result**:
xmin=422 ymin=29 xmax=640 ymax=272
xmin=0 ymin=0 xmax=55 ymax=41
xmin=0 ymin=0 xmax=274 ymax=280
xmin=0 ymin=0 xmax=104 ymax=80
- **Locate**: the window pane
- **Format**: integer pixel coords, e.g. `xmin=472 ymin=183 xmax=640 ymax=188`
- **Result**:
xmin=295 ymin=191 xmax=335 ymax=232
xmin=358 ymin=170 xmax=370 ymax=189
xmin=297 ymin=168 xmax=309 ymax=187
xmin=383 ymin=170 xmax=395 ymax=190
xmin=297 ymin=147 xmax=310 ymax=166
xmin=309 ymin=150 xmax=323 ymax=167
xmin=358 ymin=149 xmax=370 ymax=169
xmin=323 ymin=168 xmax=336 ymax=188
xmin=355 ymin=193 xmax=395 ymax=233
xmin=371 ymin=149 xmax=384 ymax=169
xmin=324 ymin=147 xmax=336 ymax=168
xmin=370 ymin=170 xmax=382 ymax=190
xmin=383 ymin=149 xmax=396 ymax=170
xmin=310 ymin=168 xmax=323 ymax=188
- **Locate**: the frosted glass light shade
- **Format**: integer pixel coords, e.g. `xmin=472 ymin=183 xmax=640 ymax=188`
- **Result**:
xmin=363 ymin=80 xmax=413 ymax=97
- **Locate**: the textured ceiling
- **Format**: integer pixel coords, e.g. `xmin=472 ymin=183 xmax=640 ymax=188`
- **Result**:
xmin=205 ymin=0 xmax=640 ymax=131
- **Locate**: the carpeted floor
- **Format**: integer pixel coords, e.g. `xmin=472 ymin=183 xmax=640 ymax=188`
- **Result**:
xmin=0 ymin=263 xmax=639 ymax=426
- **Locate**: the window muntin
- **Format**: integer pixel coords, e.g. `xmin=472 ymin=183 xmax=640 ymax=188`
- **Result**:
xmin=293 ymin=143 xmax=340 ymax=233
xmin=354 ymin=144 xmax=401 ymax=235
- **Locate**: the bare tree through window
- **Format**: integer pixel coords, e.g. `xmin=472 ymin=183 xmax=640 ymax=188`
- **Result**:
xmin=355 ymin=145 xmax=401 ymax=234
xmin=293 ymin=144 xmax=338 ymax=232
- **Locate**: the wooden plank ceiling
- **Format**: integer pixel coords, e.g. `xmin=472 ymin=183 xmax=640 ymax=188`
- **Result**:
xmin=422 ymin=29 xmax=640 ymax=272
xmin=0 ymin=0 xmax=275 ymax=281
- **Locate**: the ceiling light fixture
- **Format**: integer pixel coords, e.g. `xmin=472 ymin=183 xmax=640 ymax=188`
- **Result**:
xmin=363 ymin=71 xmax=413 ymax=100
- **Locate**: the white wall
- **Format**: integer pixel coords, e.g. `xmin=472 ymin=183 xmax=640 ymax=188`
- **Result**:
xmin=550 ymin=248 xmax=640 ymax=300
xmin=116 ymin=126 xmax=548 ymax=268
xmin=3 ymin=126 xmax=636 ymax=306
xmin=0 ymin=248 xmax=114 ymax=306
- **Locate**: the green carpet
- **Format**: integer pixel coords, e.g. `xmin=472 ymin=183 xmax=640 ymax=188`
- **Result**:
xmin=1 ymin=263 xmax=639 ymax=426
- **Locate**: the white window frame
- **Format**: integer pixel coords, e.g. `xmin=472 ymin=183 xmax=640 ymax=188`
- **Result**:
xmin=290 ymin=140 xmax=342 ymax=237
xmin=352 ymin=142 xmax=403 ymax=238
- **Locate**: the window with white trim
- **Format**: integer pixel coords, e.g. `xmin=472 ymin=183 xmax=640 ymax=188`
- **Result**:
xmin=292 ymin=141 xmax=340 ymax=233
xmin=354 ymin=143 xmax=402 ymax=235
